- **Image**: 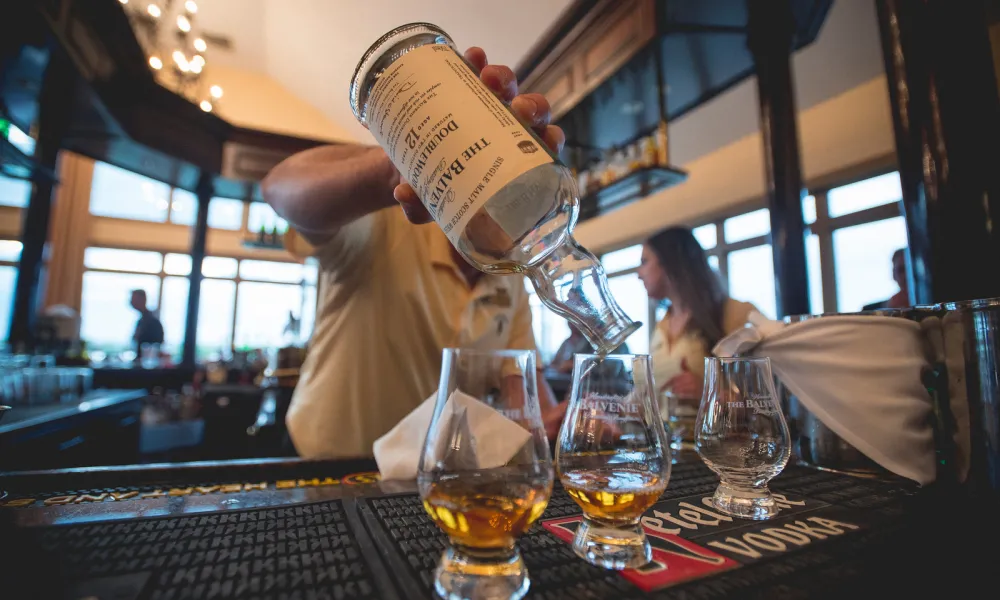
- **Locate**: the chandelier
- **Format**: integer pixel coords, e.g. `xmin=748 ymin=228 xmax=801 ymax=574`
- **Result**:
xmin=118 ymin=0 xmax=224 ymax=113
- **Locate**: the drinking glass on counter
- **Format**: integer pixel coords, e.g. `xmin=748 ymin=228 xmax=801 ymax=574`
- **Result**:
xmin=556 ymin=354 xmax=670 ymax=569
xmin=418 ymin=349 xmax=553 ymax=600
xmin=695 ymin=357 xmax=790 ymax=520
xmin=660 ymin=389 xmax=700 ymax=460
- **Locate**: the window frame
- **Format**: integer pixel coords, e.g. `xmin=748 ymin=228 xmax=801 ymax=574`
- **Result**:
xmin=80 ymin=246 xmax=318 ymax=358
xmin=686 ymin=165 xmax=903 ymax=315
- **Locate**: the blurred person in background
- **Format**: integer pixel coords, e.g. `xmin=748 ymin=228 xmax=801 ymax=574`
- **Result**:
xmin=637 ymin=227 xmax=757 ymax=400
xmin=130 ymin=289 xmax=163 ymax=362
xmin=863 ymin=248 xmax=909 ymax=311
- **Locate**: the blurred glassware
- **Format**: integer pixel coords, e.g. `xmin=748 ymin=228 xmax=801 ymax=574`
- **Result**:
xmin=695 ymin=356 xmax=790 ymax=520
xmin=557 ymin=353 xmax=671 ymax=569
xmin=141 ymin=343 xmax=161 ymax=369
xmin=418 ymin=349 xmax=553 ymax=600
xmin=660 ymin=389 xmax=699 ymax=462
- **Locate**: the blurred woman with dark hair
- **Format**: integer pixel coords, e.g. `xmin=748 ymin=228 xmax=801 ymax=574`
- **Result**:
xmin=637 ymin=227 xmax=758 ymax=401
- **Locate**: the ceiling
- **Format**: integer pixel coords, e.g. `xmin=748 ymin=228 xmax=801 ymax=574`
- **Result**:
xmin=195 ymin=0 xmax=574 ymax=142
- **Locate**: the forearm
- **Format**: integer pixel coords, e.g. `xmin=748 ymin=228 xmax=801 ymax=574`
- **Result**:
xmin=261 ymin=145 xmax=401 ymax=240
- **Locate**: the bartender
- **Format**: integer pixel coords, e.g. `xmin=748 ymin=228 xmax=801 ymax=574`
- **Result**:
xmin=263 ymin=47 xmax=567 ymax=459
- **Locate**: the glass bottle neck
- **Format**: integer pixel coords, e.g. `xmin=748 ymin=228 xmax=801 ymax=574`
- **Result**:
xmin=526 ymin=236 xmax=640 ymax=355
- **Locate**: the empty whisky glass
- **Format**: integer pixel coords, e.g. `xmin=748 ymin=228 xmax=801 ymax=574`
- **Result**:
xmin=556 ymin=354 xmax=670 ymax=569
xmin=695 ymin=357 xmax=790 ymax=520
xmin=418 ymin=349 xmax=553 ymax=600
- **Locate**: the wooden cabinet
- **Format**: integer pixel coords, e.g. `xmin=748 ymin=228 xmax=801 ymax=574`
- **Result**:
xmin=520 ymin=0 xmax=656 ymax=120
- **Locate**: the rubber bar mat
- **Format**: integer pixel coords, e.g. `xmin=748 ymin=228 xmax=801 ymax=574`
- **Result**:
xmin=5 ymin=499 xmax=392 ymax=600
xmin=359 ymin=463 xmax=929 ymax=599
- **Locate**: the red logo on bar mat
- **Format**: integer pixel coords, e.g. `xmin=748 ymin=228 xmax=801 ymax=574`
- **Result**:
xmin=542 ymin=516 xmax=739 ymax=592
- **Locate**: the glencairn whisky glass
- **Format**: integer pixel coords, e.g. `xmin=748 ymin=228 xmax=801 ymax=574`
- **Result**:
xmin=695 ymin=357 xmax=790 ymax=520
xmin=556 ymin=354 xmax=670 ymax=569
xmin=418 ymin=349 xmax=553 ymax=600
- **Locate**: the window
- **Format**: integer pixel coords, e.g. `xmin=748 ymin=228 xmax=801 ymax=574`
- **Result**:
xmin=208 ymin=198 xmax=245 ymax=230
xmin=692 ymin=224 xmax=717 ymax=250
xmin=723 ymin=208 xmax=770 ymax=243
xmin=0 ymin=266 xmax=15 ymax=341
xmin=80 ymin=272 xmax=160 ymax=355
xmin=169 ymin=188 xmax=197 ymax=225
xmin=606 ymin=273 xmax=649 ymax=354
xmin=163 ymin=253 xmax=192 ymax=276
xmin=806 ymin=233 xmax=824 ymax=314
xmin=197 ymin=279 xmax=237 ymax=359
xmin=84 ymin=248 xmax=163 ymax=273
xmin=169 ymin=191 xmax=244 ymax=230
xmin=0 ymin=175 xmax=31 ymax=208
xmin=802 ymin=195 xmax=817 ymax=225
xmin=727 ymin=244 xmax=777 ymax=319
xmin=0 ymin=240 xmax=23 ymax=262
xmin=601 ymin=245 xmax=642 ymax=273
xmin=159 ymin=276 xmax=189 ymax=357
xmin=234 ymin=281 xmax=311 ymax=349
xmin=5 ymin=123 xmax=35 ymax=155
xmin=833 ymin=216 xmax=909 ymax=312
xmin=239 ymin=259 xmax=303 ymax=283
xmin=528 ymin=292 xmax=569 ymax=364
xmin=90 ymin=162 xmax=170 ymax=222
xmin=827 ymin=172 xmax=902 ymax=218
xmin=78 ymin=245 xmax=317 ymax=359
xmin=202 ymin=256 xmax=239 ymax=278
xmin=248 ymin=202 xmax=289 ymax=235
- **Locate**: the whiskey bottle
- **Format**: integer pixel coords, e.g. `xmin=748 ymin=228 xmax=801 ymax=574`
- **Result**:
xmin=350 ymin=23 xmax=639 ymax=353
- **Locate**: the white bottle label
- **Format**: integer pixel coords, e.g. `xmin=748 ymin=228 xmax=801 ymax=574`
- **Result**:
xmin=366 ymin=44 xmax=554 ymax=244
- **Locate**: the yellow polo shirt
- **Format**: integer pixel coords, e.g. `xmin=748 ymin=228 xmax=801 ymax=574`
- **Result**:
xmin=286 ymin=207 xmax=537 ymax=459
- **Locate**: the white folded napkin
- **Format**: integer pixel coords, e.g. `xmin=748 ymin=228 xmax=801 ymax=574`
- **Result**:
xmin=373 ymin=389 xmax=533 ymax=480
xmin=713 ymin=314 xmax=936 ymax=485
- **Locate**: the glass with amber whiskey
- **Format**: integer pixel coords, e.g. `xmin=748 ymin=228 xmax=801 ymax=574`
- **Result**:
xmin=557 ymin=354 xmax=670 ymax=569
xmin=418 ymin=349 xmax=553 ymax=600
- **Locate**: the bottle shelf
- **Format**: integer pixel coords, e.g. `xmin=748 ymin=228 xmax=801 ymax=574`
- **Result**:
xmin=579 ymin=165 xmax=687 ymax=220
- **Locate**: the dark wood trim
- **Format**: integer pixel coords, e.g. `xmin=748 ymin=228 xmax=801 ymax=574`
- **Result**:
xmin=181 ymin=174 xmax=211 ymax=367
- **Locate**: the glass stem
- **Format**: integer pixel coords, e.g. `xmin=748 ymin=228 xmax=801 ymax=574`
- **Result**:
xmin=526 ymin=235 xmax=640 ymax=355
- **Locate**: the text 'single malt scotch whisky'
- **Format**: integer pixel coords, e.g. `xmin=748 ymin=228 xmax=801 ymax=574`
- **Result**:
xmin=351 ymin=23 xmax=639 ymax=354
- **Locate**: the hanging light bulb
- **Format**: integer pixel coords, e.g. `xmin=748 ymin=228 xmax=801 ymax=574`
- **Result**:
xmin=149 ymin=56 xmax=163 ymax=70
xmin=200 ymin=100 xmax=213 ymax=112
xmin=191 ymin=55 xmax=206 ymax=68
xmin=189 ymin=60 xmax=203 ymax=74
xmin=209 ymin=85 xmax=223 ymax=99
xmin=193 ymin=38 xmax=207 ymax=53
xmin=177 ymin=14 xmax=191 ymax=33
xmin=172 ymin=50 xmax=190 ymax=72
xmin=146 ymin=4 xmax=161 ymax=18
xmin=119 ymin=0 xmax=129 ymax=5
xmin=185 ymin=1 xmax=198 ymax=14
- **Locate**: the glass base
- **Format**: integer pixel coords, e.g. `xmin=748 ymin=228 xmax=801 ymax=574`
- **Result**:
xmin=571 ymin=517 xmax=652 ymax=570
xmin=434 ymin=544 xmax=529 ymax=600
xmin=710 ymin=483 xmax=780 ymax=520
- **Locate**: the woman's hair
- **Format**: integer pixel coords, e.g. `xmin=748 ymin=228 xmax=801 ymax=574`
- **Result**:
xmin=646 ymin=227 xmax=728 ymax=348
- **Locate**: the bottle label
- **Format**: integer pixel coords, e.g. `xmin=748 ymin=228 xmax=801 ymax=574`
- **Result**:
xmin=366 ymin=44 xmax=554 ymax=244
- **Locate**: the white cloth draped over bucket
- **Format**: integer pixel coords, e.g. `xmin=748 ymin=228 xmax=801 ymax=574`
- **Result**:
xmin=713 ymin=313 xmax=936 ymax=485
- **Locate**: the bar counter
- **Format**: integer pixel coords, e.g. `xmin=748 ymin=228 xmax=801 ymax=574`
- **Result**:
xmin=0 ymin=454 xmax=992 ymax=598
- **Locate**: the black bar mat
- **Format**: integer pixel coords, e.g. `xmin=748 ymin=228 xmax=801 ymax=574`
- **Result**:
xmin=2 ymin=499 xmax=396 ymax=600
xmin=357 ymin=464 xmax=951 ymax=599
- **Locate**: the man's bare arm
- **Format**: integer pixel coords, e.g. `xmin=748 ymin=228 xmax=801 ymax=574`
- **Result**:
xmin=261 ymin=145 xmax=400 ymax=245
